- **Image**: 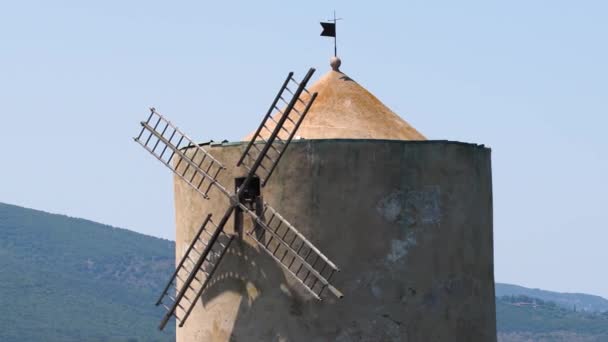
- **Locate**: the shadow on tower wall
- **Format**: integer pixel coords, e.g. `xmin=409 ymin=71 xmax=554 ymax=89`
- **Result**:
xmin=193 ymin=228 xmax=314 ymax=341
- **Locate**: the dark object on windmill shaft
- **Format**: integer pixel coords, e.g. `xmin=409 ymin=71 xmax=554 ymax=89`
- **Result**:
xmin=134 ymin=68 xmax=342 ymax=331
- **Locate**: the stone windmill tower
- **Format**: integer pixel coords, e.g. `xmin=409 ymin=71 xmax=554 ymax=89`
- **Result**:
xmin=135 ymin=58 xmax=496 ymax=341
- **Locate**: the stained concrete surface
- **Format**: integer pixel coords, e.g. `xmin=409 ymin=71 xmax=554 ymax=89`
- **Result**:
xmin=173 ymin=139 xmax=496 ymax=342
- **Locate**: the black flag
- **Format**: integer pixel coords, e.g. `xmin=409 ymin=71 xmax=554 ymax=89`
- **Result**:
xmin=320 ymin=22 xmax=336 ymax=37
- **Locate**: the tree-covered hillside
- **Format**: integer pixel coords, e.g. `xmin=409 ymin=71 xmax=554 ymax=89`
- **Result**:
xmin=3 ymin=201 xmax=608 ymax=341
xmin=496 ymin=283 xmax=608 ymax=313
xmin=0 ymin=202 xmax=175 ymax=342
xmin=497 ymin=295 xmax=608 ymax=342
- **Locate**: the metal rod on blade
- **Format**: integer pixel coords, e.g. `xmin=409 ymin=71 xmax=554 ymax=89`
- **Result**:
xmin=179 ymin=235 xmax=235 ymax=327
xmin=237 ymin=72 xmax=294 ymax=167
xmin=158 ymin=203 xmax=237 ymax=331
xmin=238 ymin=202 xmax=343 ymax=299
xmin=155 ymin=214 xmax=213 ymax=306
xmin=246 ymin=68 xmax=315 ymax=187
xmin=262 ymin=92 xmax=318 ymax=186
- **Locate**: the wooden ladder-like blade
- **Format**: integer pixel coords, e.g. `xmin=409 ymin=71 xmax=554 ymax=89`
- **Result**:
xmin=156 ymin=214 xmax=234 ymax=330
xmin=237 ymin=68 xmax=318 ymax=186
xmin=243 ymin=202 xmax=342 ymax=300
xmin=134 ymin=109 xmax=240 ymax=329
xmin=134 ymin=108 xmax=231 ymax=199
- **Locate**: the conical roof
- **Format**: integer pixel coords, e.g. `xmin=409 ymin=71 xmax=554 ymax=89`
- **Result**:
xmin=244 ymin=61 xmax=425 ymax=141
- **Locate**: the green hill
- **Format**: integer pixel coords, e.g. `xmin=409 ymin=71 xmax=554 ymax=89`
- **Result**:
xmin=496 ymin=283 xmax=608 ymax=313
xmin=3 ymin=201 xmax=608 ymax=341
xmin=0 ymin=202 xmax=175 ymax=342
xmin=496 ymin=295 xmax=608 ymax=342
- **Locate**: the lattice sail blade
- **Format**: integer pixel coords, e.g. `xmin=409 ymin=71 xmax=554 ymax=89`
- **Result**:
xmin=237 ymin=69 xmax=318 ymax=186
xmin=156 ymin=214 xmax=234 ymax=330
xmin=244 ymin=203 xmax=342 ymax=300
xmin=134 ymin=108 xmax=228 ymax=199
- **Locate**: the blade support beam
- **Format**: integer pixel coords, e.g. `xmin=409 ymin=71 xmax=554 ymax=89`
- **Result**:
xmin=237 ymin=68 xmax=318 ymax=186
xmin=237 ymin=72 xmax=294 ymax=167
xmin=246 ymin=68 xmax=314 ymax=177
xmin=261 ymin=92 xmax=318 ymax=186
xmin=158 ymin=204 xmax=236 ymax=330
xmin=239 ymin=202 xmax=342 ymax=299
xmin=134 ymin=108 xmax=230 ymax=199
xmin=179 ymin=233 xmax=234 ymax=327
xmin=156 ymin=214 xmax=213 ymax=306
xmin=155 ymin=214 xmax=234 ymax=330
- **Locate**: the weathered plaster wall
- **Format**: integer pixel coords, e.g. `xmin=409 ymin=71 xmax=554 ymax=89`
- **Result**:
xmin=174 ymin=139 xmax=496 ymax=342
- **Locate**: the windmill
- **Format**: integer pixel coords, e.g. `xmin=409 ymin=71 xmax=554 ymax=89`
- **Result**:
xmin=134 ymin=68 xmax=343 ymax=330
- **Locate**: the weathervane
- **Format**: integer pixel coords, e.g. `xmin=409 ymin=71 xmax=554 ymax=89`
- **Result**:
xmin=320 ymin=11 xmax=342 ymax=57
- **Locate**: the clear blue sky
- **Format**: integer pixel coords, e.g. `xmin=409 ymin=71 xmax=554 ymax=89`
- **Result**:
xmin=1 ymin=1 xmax=607 ymax=297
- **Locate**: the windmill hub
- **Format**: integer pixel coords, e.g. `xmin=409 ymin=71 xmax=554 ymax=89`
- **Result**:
xmin=235 ymin=176 xmax=260 ymax=210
